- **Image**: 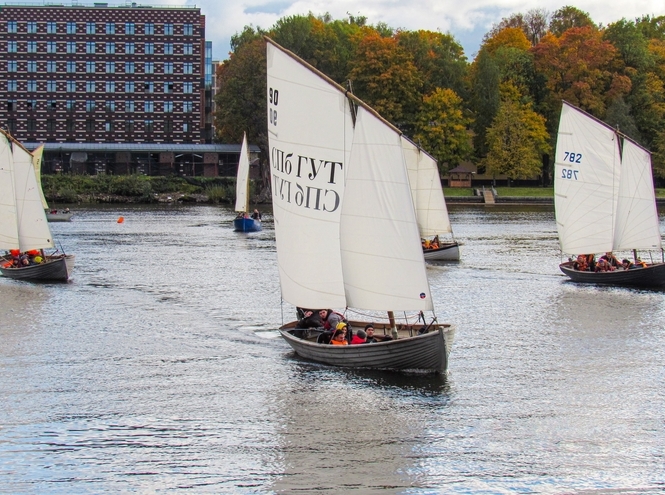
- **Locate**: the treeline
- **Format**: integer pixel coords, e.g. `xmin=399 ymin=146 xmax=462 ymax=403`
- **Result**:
xmin=214 ymin=8 xmax=665 ymax=183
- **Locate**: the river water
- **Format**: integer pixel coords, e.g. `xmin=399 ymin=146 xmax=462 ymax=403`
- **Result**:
xmin=1 ymin=204 xmax=664 ymax=494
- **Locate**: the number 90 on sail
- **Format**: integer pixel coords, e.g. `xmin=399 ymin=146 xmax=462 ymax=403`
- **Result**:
xmin=269 ymin=88 xmax=278 ymax=127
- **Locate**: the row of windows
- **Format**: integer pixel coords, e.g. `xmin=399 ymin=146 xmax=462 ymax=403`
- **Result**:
xmin=6 ymin=80 xmax=196 ymax=93
xmin=8 ymin=119 xmax=194 ymax=134
xmin=6 ymin=21 xmax=195 ymax=36
xmin=7 ymin=60 xmax=196 ymax=74
xmin=5 ymin=40 xmax=195 ymax=55
xmin=7 ymin=99 xmax=195 ymax=112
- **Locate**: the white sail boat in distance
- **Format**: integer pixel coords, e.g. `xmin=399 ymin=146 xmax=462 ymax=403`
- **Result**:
xmin=266 ymin=37 xmax=454 ymax=373
xmin=233 ymin=132 xmax=262 ymax=232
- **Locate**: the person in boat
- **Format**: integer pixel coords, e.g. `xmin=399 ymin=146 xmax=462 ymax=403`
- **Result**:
xmin=621 ymin=259 xmax=635 ymax=270
xmin=634 ymin=259 xmax=647 ymax=268
xmin=319 ymin=309 xmax=344 ymax=332
xmin=573 ymin=255 xmax=588 ymax=272
xmin=350 ymin=328 xmax=367 ymax=344
xmin=601 ymin=252 xmax=621 ymax=269
xmin=64 ymin=208 xmax=70 ymax=213
xmin=431 ymin=235 xmax=440 ymax=249
xmin=295 ymin=309 xmax=323 ymax=329
xmin=330 ymin=324 xmax=348 ymax=346
xmin=364 ymin=324 xmax=392 ymax=343
xmin=422 ymin=239 xmax=431 ymax=249
xmin=251 ymin=209 xmax=261 ymax=220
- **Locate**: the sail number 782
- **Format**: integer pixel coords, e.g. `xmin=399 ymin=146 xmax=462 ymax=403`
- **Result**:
xmin=561 ymin=168 xmax=578 ymax=180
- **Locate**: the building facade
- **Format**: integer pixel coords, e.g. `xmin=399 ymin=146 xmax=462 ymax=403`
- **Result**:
xmin=0 ymin=3 xmax=211 ymax=145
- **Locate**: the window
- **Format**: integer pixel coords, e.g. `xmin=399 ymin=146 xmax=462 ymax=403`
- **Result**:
xmin=183 ymin=81 xmax=193 ymax=93
xmin=144 ymin=101 xmax=154 ymax=112
xmin=183 ymin=101 xmax=193 ymax=113
xmin=125 ymin=81 xmax=134 ymax=93
xmin=86 ymin=81 xmax=96 ymax=92
xmin=66 ymin=100 xmax=76 ymax=112
xmin=125 ymin=120 xmax=134 ymax=133
xmin=7 ymin=119 xmax=17 ymax=134
xmin=144 ymin=81 xmax=153 ymax=93
xmin=105 ymin=100 xmax=115 ymax=112
xmin=105 ymin=121 xmax=114 ymax=132
xmin=183 ymin=43 xmax=193 ymax=55
xmin=47 ymin=22 xmax=57 ymax=34
xmin=86 ymin=100 xmax=96 ymax=112
xmin=67 ymin=119 xmax=75 ymax=132
xmin=164 ymin=82 xmax=174 ymax=93
xmin=86 ymin=119 xmax=95 ymax=133
xmin=165 ymin=120 xmax=173 ymax=134
xmin=183 ymin=62 xmax=193 ymax=74
xmin=125 ymin=100 xmax=134 ymax=112
xmin=163 ymin=42 xmax=173 ymax=55
xmin=125 ymin=22 xmax=134 ymax=35
xmin=47 ymin=61 xmax=57 ymax=72
xmin=47 ymin=80 xmax=57 ymax=92
xmin=8 ymin=41 xmax=17 ymax=53
xmin=27 ymin=22 xmax=37 ymax=34
xmin=67 ymin=80 xmax=76 ymax=92
xmin=47 ymin=100 xmax=57 ymax=111
xmin=27 ymin=41 xmax=37 ymax=53
xmin=163 ymin=23 xmax=173 ymax=35
xmin=106 ymin=42 xmax=115 ymax=54
xmin=86 ymin=22 xmax=96 ymax=34
xmin=67 ymin=41 xmax=76 ymax=53
xmin=7 ymin=100 xmax=17 ymax=112
xmin=106 ymin=81 xmax=115 ymax=93
xmin=183 ymin=23 xmax=193 ymax=36
xmin=125 ymin=42 xmax=134 ymax=54
xmin=7 ymin=61 xmax=17 ymax=72
xmin=47 ymin=41 xmax=57 ymax=53
xmin=7 ymin=21 xmax=17 ymax=33
xmin=125 ymin=61 xmax=134 ymax=73
xmin=27 ymin=81 xmax=37 ymax=92
xmin=67 ymin=61 xmax=76 ymax=73
xmin=164 ymin=101 xmax=173 ymax=113
xmin=183 ymin=121 xmax=190 ymax=133
xmin=86 ymin=42 xmax=96 ymax=54
xmin=144 ymin=22 xmax=154 ymax=35
xmin=47 ymin=119 xmax=56 ymax=132
xmin=67 ymin=21 xmax=76 ymax=34
xmin=27 ymin=61 xmax=37 ymax=72
xmin=144 ymin=42 xmax=154 ymax=54
xmin=7 ymin=80 xmax=17 ymax=92
xmin=106 ymin=61 xmax=115 ymax=73
xmin=27 ymin=100 xmax=37 ymax=111
xmin=27 ymin=119 xmax=37 ymax=132
xmin=86 ymin=61 xmax=96 ymax=73
xmin=144 ymin=62 xmax=153 ymax=74
xmin=106 ymin=22 xmax=115 ymax=34
xmin=144 ymin=120 xmax=153 ymax=132
xmin=164 ymin=62 xmax=173 ymax=74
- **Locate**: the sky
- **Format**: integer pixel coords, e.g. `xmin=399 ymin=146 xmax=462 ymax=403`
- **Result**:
xmin=170 ymin=0 xmax=665 ymax=61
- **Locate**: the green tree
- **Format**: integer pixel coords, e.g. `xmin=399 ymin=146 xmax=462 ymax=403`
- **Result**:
xmin=469 ymin=49 xmax=501 ymax=160
xmin=483 ymin=92 xmax=551 ymax=179
xmin=413 ymin=88 xmax=474 ymax=170
xmin=549 ymin=6 xmax=596 ymax=36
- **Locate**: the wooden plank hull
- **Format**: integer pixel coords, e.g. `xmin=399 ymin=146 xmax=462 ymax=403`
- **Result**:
xmin=0 ymin=255 xmax=75 ymax=282
xmin=279 ymin=320 xmax=455 ymax=374
xmin=423 ymin=242 xmax=460 ymax=261
xmin=559 ymin=261 xmax=665 ymax=287
xmin=233 ymin=218 xmax=262 ymax=232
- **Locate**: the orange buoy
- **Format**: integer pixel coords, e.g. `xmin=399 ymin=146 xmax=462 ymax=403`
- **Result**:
xmin=117 ymin=216 xmax=124 ymax=223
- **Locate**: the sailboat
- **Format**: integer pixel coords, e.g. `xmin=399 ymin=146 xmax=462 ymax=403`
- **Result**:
xmin=554 ymin=101 xmax=665 ymax=287
xmin=0 ymin=130 xmax=75 ymax=282
xmin=31 ymin=145 xmax=73 ymax=222
xmin=402 ymin=137 xmax=460 ymax=261
xmin=267 ymin=38 xmax=455 ymax=373
xmin=233 ymin=132 xmax=261 ymax=232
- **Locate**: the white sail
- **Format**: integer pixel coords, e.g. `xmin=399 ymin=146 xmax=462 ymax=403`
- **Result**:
xmin=31 ymin=145 xmax=49 ymax=209
xmin=234 ymin=133 xmax=250 ymax=213
xmin=614 ymin=139 xmax=662 ymax=251
xmin=13 ymin=143 xmax=54 ymax=251
xmin=554 ymin=102 xmax=620 ymax=254
xmin=266 ymin=40 xmax=353 ymax=309
xmin=340 ymin=107 xmax=433 ymax=311
xmin=0 ymin=132 xmax=19 ymax=250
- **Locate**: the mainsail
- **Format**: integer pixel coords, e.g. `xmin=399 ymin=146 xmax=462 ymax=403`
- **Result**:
xmin=0 ymin=132 xmax=19 ymax=250
xmin=234 ymin=132 xmax=251 ymax=213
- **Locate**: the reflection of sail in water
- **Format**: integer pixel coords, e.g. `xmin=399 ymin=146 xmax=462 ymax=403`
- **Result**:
xmin=268 ymin=367 xmax=451 ymax=492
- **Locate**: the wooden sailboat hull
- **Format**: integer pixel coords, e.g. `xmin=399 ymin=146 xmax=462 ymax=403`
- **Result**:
xmin=559 ymin=261 xmax=665 ymax=287
xmin=46 ymin=212 xmax=73 ymax=222
xmin=423 ymin=242 xmax=460 ymax=261
xmin=0 ymin=254 xmax=75 ymax=282
xmin=233 ymin=218 xmax=262 ymax=232
xmin=279 ymin=320 xmax=455 ymax=373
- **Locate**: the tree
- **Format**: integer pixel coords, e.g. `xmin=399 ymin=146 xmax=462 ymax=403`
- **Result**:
xmin=483 ymin=91 xmax=551 ymax=179
xmin=485 ymin=9 xmax=549 ymax=46
xmin=605 ymin=96 xmax=641 ymax=142
xmin=549 ymin=6 xmax=596 ymax=36
xmin=413 ymin=88 xmax=473 ymax=170
xmin=469 ymin=49 xmax=500 ymax=160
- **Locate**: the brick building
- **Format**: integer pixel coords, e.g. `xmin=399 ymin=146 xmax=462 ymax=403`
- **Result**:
xmin=0 ymin=2 xmax=213 ymax=146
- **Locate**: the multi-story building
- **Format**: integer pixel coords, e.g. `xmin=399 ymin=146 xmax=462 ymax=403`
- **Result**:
xmin=0 ymin=2 xmax=210 ymax=145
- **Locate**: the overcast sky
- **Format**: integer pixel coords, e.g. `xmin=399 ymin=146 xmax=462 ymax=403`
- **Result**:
xmin=173 ymin=0 xmax=665 ymax=61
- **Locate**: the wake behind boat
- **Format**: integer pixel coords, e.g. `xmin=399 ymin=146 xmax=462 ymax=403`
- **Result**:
xmin=554 ymin=101 xmax=664 ymax=287
xmin=266 ymin=38 xmax=455 ymax=373
xmin=233 ymin=132 xmax=261 ymax=232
